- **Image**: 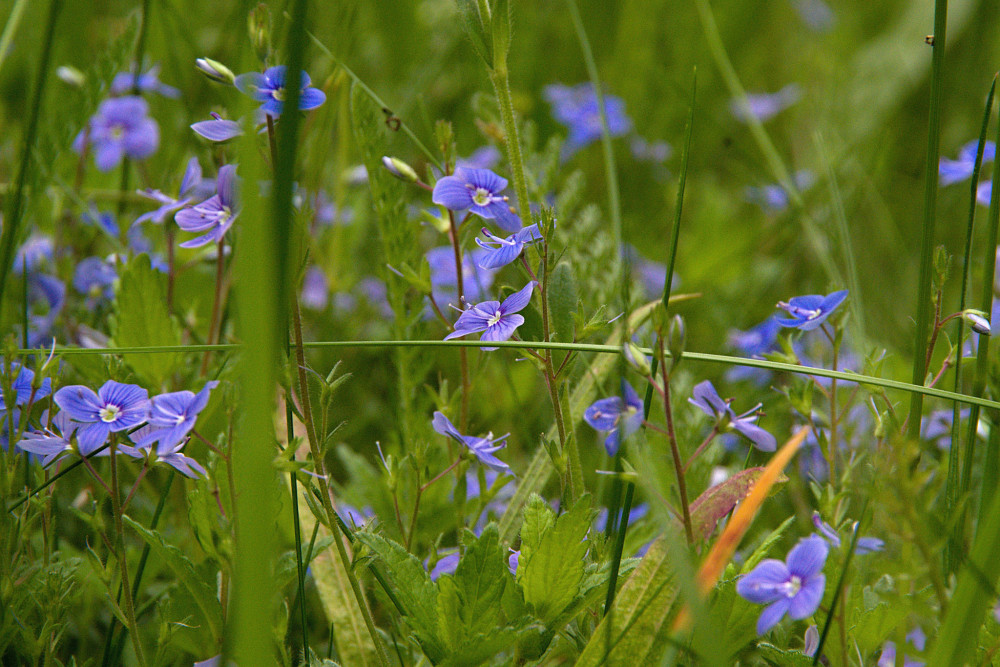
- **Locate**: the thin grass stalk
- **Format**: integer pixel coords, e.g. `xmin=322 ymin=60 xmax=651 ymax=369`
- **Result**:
xmin=0 ymin=0 xmax=28 ymax=77
xmin=812 ymin=516 xmax=864 ymax=665
xmin=976 ymin=411 xmax=1000 ymax=531
xmin=906 ymin=0 xmax=949 ymax=440
xmin=0 ymin=0 xmax=62 ymax=315
xmin=284 ymin=325 xmax=311 ymax=656
xmin=946 ymin=75 xmax=996 ymax=575
xmin=108 ymin=443 xmax=148 ymax=667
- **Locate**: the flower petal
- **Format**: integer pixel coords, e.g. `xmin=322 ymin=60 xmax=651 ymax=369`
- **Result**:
xmin=432 ymin=175 xmax=474 ymax=211
xmin=54 ymin=385 xmax=102 ymax=421
xmin=786 ymin=535 xmax=829 ymax=578
xmin=788 ymin=573 xmax=825 ymax=620
xmin=299 ymin=87 xmax=326 ymax=110
xmin=736 ymin=559 xmax=790 ymax=604
xmin=756 ymin=598 xmax=791 ymax=635
xmin=499 ymin=281 xmax=535 ymax=314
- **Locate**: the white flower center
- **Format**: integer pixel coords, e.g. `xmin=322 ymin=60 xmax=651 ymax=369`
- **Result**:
xmin=472 ymin=187 xmax=493 ymax=207
xmin=782 ymin=574 xmax=802 ymax=598
xmin=100 ymin=404 xmax=121 ymax=423
xmin=488 ymin=310 xmax=503 ymax=327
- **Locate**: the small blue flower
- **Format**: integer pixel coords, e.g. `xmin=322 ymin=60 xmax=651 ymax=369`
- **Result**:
xmin=73 ymin=256 xmax=117 ymax=306
xmin=110 ymin=64 xmax=180 ymax=98
xmin=736 ymin=534 xmax=828 ymax=635
xmin=775 ymin=290 xmax=848 ymax=330
xmin=175 ymin=164 xmax=239 ymax=248
xmin=939 ymin=139 xmax=996 ymax=186
xmin=426 ymin=246 xmax=498 ymax=306
xmin=130 ymin=381 xmax=218 ymax=451
xmin=118 ymin=425 xmax=208 ymax=478
xmin=792 ymin=0 xmax=835 ymax=32
xmin=878 ymin=627 xmax=926 ymax=667
xmin=16 ymin=411 xmax=78 ymax=467
xmin=584 ymin=380 xmax=644 ymax=456
xmin=456 ymin=145 xmax=501 ymax=171
xmin=0 ymin=361 xmax=51 ymax=416
xmin=427 ymin=552 xmax=460 ymax=581
xmin=53 ymin=381 xmax=150 ymax=455
xmin=730 ymin=84 xmax=801 ymax=123
xmin=136 ymin=157 xmax=214 ymax=227
xmin=812 ymin=512 xmax=885 ymax=555
xmin=300 ymin=266 xmax=329 ymax=310
xmin=431 ymin=411 xmax=512 ymax=476
xmin=234 ymin=65 xmax=326 ymax=117
xmin=432 ymin=167 xmax=522 ymax=232
xmin=475 ymin=224 xmax=542 ymax=269
xmin=544 ymin=83 xmax=632 ymax=156
xmin=979 ymin=180 xmax=993 ymax=207
xmin=444 ymin=281 xmax=535 ymax=350
xmin=689 ymin=380 xmax=776 ymax=452
xmin=73 ymin=96 xmax=159 ymax=172
xmin=729 ymin=317 xmax=783 ymax=358
xmin=191 ymin=113 xmax=244 ymax=142
xmin=745 ymin=170 xmax=815 ymax=212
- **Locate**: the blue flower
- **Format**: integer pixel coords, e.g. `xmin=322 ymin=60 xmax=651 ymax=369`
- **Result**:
xmin=234 ymin=65 xmax=326 ymax=117
xmin=431 ymin=411 xmax=512 ymax=476
xmin=175 ymin=164 xmax=239 ymax=248
xmin=73 ymin=256 xmax=117 ymax=306
xmin=812 ymin=512 xmax=885 ymax=555
xmin=878 ymin=627 xmax=926 ymax=667
xmin=191 ymin=113 xmax=244 ymax=142
xmin=0 ymin=361 xmax=51 ymax=416
xmin=119 ymin=424 xmax=208 ymax=478
xmin=300 ymin=266 xmax=329 ymax=310
xmin=475 ymin=224 xmax=542 ymax=269
xmin=136 ymin=157 xmax=214 ymax=226
xmin=775 ymin=290 xmax=848 ymax=330
xmin=427 ymin=552 xmax=460 ymax=581
xmin=939 ymin=139 xmax=996 ymax=186
xmin=53 ymin=381 xmax=149 ymax=455
xmin=426 ymin=245 xmax=498 ymax=306
xmin=730 ymin=84 xmax=801 ymax=122
xmin=736 ymin=535 xmax=828 ymax=635
xmin=729 ymin=317 xmax=783 ymax=358
xmin=456 ymin=145 xmax=501 ymax=171
xmin=110 ymin=64 xmax=180 ymax=98
xmin=745 ymin=170 xmax=815 ymax=212
xmin=544 ymin=83 xmax=632 ymax=156
xmin=130 ymin=381 xmax=218 ymax=451
xmin=444 ymin=281 xmax=535 ymax=350
xmin=16 ymin=411 xmax=78 ymax=467
xmin=432 ymin=167 xmax=522 ymax=232
xmin=73 ymin=96 xmax=159 ymax=172
xmin=792 ymin=0 xmax=835 ymax=32
xmin=584 ymin=380 xmax=644 ymax=456
xmin=688 ymin=380 xmax=776 ymax=452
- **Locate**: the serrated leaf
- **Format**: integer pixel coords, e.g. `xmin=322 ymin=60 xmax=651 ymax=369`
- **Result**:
xmin=452 ymin=525 xmax=507 ymax=636
xmin=690 ymin=467 xmax=787 ymax=542
xmin=355 ymin=531 xmax=445 ymax=661
xmin=756 ymin=642 xmax=816 ymax=666
xmin=519 ymin=493 xmax=554 ymax=565
xmin=548 ymin=262 xmax=577 ymax=343
xmin=520 ymin=495 xmax=593 ymax=623
xmin=122 ymin=515 xmax=222 ymax=641
xmin=111 ymin=254 xmax=180 ymax=387
xmin=575 ymin=538 xmax=679 ymax=666
xmin=455 ymin=0 xmax=492 ymax=66
xmin=186 ymin=481 xmax=224 ymax=564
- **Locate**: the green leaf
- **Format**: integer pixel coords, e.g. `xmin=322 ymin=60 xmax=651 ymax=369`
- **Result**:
xmin=355 ymin=531 xmax=445 ymax=661
xmin=575 ymin=538 xmax=680 ymax=666
xmin=690 ymin=467 xmax=786 ymax=542
xmin=455 ymin=0 xmax=492 ymax=66
xmin=186 ymin=480 xmax=227 ymax=564
xmin=111 ymin=254 xmax=181 ymax=387
xmin=489 ymin=0 xmax=511 ymax=68
xmin=741 ymin=516 xmax=795 ymax=574
xmin=755 ymin=642 xmax=816 ymax=666
xmin=122 ymin=515 xmax=223 ymax=641
xmin=452 ymin=525 xmax=507 ymax=636
xmin=519 ymin=495 xmax=593 ymax=624
xmin=548 ymin=262 xmax=577 ymax=343
xmin=519 ymin=493 xmax=555 ymax=564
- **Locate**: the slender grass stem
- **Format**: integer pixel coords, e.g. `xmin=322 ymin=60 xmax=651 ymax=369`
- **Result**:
xmin=108 ymin=443 xmax=148 ymax=667
xmin=906 ymin=0 xmax=949 ymax=440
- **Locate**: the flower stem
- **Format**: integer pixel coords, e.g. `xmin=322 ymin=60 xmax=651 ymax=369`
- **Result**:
xmin=446 ymin=208 xmax=471 ymax=431
xmin=658 ymin=337 xmax=693 ymax=544
xmin=200 ymin=239 xmax=226 ymax=377
xmin=108 ymin=441 xmax=148 ymax=667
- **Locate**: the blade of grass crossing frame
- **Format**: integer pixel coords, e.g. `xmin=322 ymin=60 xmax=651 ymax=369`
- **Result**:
xmin=906 ymin=0 xmax=949 ymax=440
xmin=947 ymin=74 xmax=996 ymax=575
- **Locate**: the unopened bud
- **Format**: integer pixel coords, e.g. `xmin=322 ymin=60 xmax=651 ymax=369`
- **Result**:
xmin=667 ymin=314 xmax=686 ymax=369
xmin=195 ymin=58 xmax=235 ymax=85
xmin=381 ymin=156 xmax=419 ymax=183
xmin=964 ymin=310 xmax=991 ymax=335
xmin=248 ymin=3 xmax=272 ymax=63
xmin=56 ymin=65 xmax=85 ymax=88
xmin=623 ymin=341 xmax=652 ymax=377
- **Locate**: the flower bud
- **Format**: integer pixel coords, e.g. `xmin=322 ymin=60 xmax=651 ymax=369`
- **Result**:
xmin=381 ymin=156 xmax=419 ymax=183
xmin=964 ymin=310 xmax=991 ymax=335
xmin=247 ymin=3 xmax=272 ymax=63
xmin=623 ymin=341 xmax=653 ymax=377
xmin=56 ymin=65 xmax=85 ymax=88
xmin=667 ymin=314 xmax=686 ymax=370
xmin=195 ymin=58 xmax=236 ymax=85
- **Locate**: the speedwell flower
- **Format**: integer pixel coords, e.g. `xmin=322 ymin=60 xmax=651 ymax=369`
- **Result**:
xmin=584 ymin=380 xmax=644 ymax=456
xmin=175 ymin=164 xmax=239 ymax=248
xmin=544 ymin=82 xmax=632 ymax=156
xmin=432 ymin=411 xmax=512 ymax=476
xmin=234 ymin=65 xmax=326 ymax=117
xmin=775 ymin=290 xmax=847 ymax=331
xmin=689 ymin=380 xmax=776 ymax=451
xmin=736 ymin=534 xmax=828 ymax=635
xmin=475 ymin=224 xmax=542 ymax=269
xmin=730 ymin=84 xmax=801 ymax=122
xmin=131 ymin=381 xmax=218 ymax=451
xmin=110 ymin=64 xmax=180 ymax=98
xmin=53 ymin=380 xmax=149 ymax=455
xmin=939 ymin=139 xmax=996 ymax=186
xmin=73 ymin=96 xmax=159 ymax=172
xmin=432 ymin=167 xmax=522 ymax=232
xmin=445 ymin=281 xmax=535 ymax=351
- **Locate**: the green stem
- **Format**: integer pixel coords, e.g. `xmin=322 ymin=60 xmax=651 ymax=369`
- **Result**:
xmin=906 ymin=0 xmax=949 ymax=439
xmin=109 ymin=442 xmax=148 ymax=667
xmin=488 ymin=68 xmax=530 ymax=226
xmin=658 ymin=337 xmax=693 ymax=544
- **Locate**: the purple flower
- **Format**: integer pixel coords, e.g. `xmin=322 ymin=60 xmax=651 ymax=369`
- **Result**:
xmin=812 ymin=513 xmax=884 ymax=555
xmin=234 ymin=65 xmax=326 ymax=117
xmin=53 ymin=381 xmax=149 ymax=455
xmin=130 ymin=381 xmax=218 ymax=451
xmin=175 ymin=164 xmax=239 ymax=248
xmin=110 ymin=65 xmax=180 ymax=98
xmin=135 ymin=158 xmax=214 ymax=226
xmin=456 ymin=145 xmax=501 ymax=171
xmin=736 ymin=535 xmax=828 ymax=635
xmin=544 ymin=83 xmax=632 ymax=156
xmin=939 ymin=139 xmax=996 ymax=186
xmin=73 ymin=256 xmax=117 ymax=306
xmin=427 ymin=552 xmax=460 ymax=581
xmin=432 ymin=167 xmax=522 ymax=232
xmin=775 ymin=290 xmax=848 ymax=331
xmin=119 ymin=425 xmax=207 ymax=478
xmin=979 ymin=180 xmax=994 ymax=207
xmin=730 ymin=84 xmax=801 ymax=123
xmin=427 ymin=245 xmax=498 ymax=305
xmin=689 ymin=380 xmax=777 ymax=452
xmin=0 ymin=361 xmax=51 ymax=416
xmin=432 ymin=411 xmax=512 ymax=476
xmin=508 ymin=549 xmax=520 ymax=574
xmin=16 ymin=411 xmax=78 ymax=467
xmin=584 ymin=380 xmax=644 ymax=456
xmin=745 ymin=170 xmax=815 ymax=212
xmin=444 ymin=281 xmax=535 ymax=350
xmin=300 ymin=266 xmax=329 ymax=310
xmin=73 ymin=96 xmax=159 ymax=172
xmin=878 ymin=627 xmax=926 ymax=667
xmin=729 ymin=317 xmax=783 ymax=358
xmin=475 ymin=224 xmax=542 ymax=269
